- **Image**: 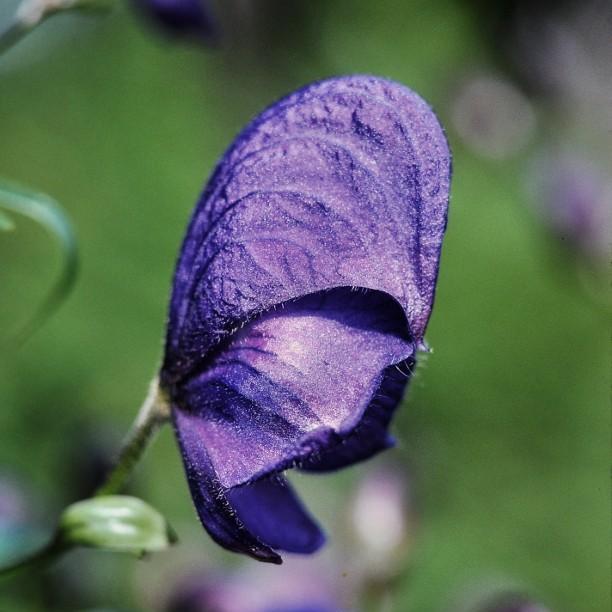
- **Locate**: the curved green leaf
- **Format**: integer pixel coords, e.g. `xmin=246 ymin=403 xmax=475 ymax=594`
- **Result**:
xmin=0 ymin=179 xmax=78 ymax=345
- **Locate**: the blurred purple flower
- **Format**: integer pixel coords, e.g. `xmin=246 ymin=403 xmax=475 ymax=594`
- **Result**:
xmin=350 ymin=464 xmax=414 ymax=574
xmin=133 ymin=0 xmax=216 ymax=42
xmin=0 ymin=475 xmax=43 ymax=564
xmin=160 ymin=75 xmax=451 ymax=563
xmin=528 ymin=151 xmax=611 ymax=263
xmin=451 ymin=73 xmax=535 ymax=160
xmin=0 ymin=478 xmax=26 ymax=528
xmin=164 ymin=560 xmax=342 ymax=612
xmin=164 ymin=572 xmax=239 ymax=612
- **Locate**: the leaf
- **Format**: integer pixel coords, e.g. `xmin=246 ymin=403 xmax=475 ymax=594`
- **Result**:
xmin=0 ymin=179 xmax=78 ymax=345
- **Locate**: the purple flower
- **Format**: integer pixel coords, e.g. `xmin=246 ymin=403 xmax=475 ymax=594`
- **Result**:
xmin=160 ymin=75 xmax=451 ymax=563
xmin=133 ymin=0 xmax=216 ymax=42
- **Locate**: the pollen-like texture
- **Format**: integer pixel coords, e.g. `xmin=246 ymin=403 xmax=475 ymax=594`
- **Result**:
xmin=162 ymin=75 xmax=451 ymax=562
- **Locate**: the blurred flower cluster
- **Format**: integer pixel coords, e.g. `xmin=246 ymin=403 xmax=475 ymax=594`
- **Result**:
xmin=453 ymin=0 xmax=611 ymax=274
xmin=133 ymin=462 xmax=416 ymax=612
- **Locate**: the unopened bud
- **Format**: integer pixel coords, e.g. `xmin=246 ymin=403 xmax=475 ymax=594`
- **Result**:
xmin=59 ymin=495 xmax=176 ymax=555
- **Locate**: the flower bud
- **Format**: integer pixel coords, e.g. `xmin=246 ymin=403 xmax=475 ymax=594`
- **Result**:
xmin=58 ymin=495 xmax=176 ymax=555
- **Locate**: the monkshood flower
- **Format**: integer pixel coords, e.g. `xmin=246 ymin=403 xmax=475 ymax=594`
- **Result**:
xmin=133 ymin=0 xmax=215 ymax=42
xmin=160 ymin=75 xmax=451 ymax=563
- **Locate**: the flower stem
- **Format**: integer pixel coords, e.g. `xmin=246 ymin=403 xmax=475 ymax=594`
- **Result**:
xmin=96 ymin=377 xmax=171 ymax=496
xmin=0 ymin=20 xmax=31 ymax=55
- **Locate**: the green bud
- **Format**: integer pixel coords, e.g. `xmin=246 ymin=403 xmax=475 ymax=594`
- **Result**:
xmin=58 ymin=496 xmax=177 ymax=556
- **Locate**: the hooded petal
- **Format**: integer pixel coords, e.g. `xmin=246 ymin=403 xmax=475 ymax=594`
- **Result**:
xmin=162 ymin=75 xmax=450 ymax=384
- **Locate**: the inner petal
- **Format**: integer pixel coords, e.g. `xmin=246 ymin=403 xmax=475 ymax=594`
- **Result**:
xmin=176 ymin=287 xmax=414 ymax=488
xmin=226 ymin=475 xmax=325 ymax=554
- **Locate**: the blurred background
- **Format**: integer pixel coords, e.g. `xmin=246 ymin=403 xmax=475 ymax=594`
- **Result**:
xmin=0 ymin=0 xmax=609 ymax=610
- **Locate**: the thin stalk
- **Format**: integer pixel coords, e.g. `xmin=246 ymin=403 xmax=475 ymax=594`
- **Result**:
xmin=0 ymin=20 xmax=31 ymax=55
xmin=96 ymin=377 xmax=171 ymax=496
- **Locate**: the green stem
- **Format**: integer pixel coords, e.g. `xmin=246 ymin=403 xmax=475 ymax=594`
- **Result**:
xmin=96 ymin=377 xmax=171 ymax=496
xmin=0 ymin=20 xmax=31 ymax=55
